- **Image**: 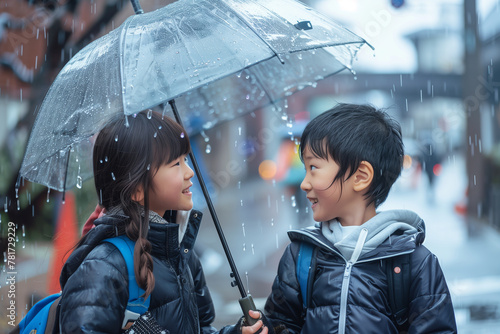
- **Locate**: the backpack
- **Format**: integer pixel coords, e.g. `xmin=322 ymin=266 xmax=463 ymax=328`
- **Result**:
xmin=296 ymin=242 xmax=411 ymax=331
xmin=11 ymin=235 xmax=150 ymax=334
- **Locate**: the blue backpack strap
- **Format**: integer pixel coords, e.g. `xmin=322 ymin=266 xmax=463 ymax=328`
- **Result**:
xmin=103 ymin=235 xmax=150 ymax=320
xmin=296 ymin=242 xmax=314 ymax=309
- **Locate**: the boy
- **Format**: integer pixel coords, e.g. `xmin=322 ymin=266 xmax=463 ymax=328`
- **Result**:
xmin=264 ymin=104 xmax=457 ymax=333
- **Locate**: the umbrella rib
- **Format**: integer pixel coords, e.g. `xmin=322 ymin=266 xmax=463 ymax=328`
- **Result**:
xmin=225 ymin=3 xmax=285 ymax=64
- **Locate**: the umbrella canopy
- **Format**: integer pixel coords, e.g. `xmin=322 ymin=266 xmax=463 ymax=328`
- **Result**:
xmin=19 ymin=0 xmax=370 ymax=192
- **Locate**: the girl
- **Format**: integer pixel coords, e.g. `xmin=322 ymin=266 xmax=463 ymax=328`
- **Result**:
xmin=58 ymin=110 xmax=267 ymax=333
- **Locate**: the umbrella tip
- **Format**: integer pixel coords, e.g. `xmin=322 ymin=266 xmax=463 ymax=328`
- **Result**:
xmin=130 ymin=0 xmax=144 ymax=14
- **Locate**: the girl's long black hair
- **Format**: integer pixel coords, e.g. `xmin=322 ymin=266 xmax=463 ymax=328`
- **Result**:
xmin=92 ymin=110 xmax=190 ymax=298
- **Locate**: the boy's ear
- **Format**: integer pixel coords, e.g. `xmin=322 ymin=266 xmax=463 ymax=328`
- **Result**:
xmin=132 ymin=185 xmax=145 ymax=203
xmin=353 ymin=161 xmax=374 ymax=192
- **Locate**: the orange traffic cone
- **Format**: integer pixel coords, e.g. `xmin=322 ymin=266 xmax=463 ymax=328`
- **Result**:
xmin=47 ymin=192 xmax=79 ymax=294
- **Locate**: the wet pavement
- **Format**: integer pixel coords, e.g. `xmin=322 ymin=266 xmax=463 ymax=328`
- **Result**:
xmin=200 ymin=153 xmax=500 ymax=332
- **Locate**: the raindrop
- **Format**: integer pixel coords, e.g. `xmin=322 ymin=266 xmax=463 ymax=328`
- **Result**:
xmin=201 ymin=131 xmax=210 ymax=142
xmin=400 ymin=74 xmax=403 ymax=87
xmin=15 ymin=188 xmax=19 ymax=199
xmin=147 ymin=164 xmax=151 ymax=171
xmin=76 ymin=176 xmax=83 ymax=189
xmin=17 ymin=200 xmax=20 ymax=211
xmin=3 ymin=252 xmax=6 ymax=262
xmin=245 ymin=271 xmax=250 ymax=294
xmin=240 ymin=199 xmax=243 ymax=207
xmin=111 ymin=172 xmax=116 ymax=181
xmin=147 ymin=109 xmax=153 ymax=119
xmin=105 ymin=156 xmax=108 ymax=162
xmin=125 ymin=116 xmax=130 ymax=128
xmin=100 ymin=159 xmax=103 ymax=164
xmin=22 ymin=240 xmax=25 ymax=249
xmin=420 ymin=90 xmax=423 ymax=102
xmin=243 ymin=243 xmax=246 ymax=251
xmin=276 ymin=234 xmax=279 ymax=248
xmin=238 ymin=127 xmax=242 ymax=136
xmin=22 ymin=225 xmax=25 ymax=237
xmin=180 ymin=132 xmax=185 ymax=138
xmin=238 ymin=181 xmax=241 ymax=189
xmin=154 ymin=132 xmax=157 ymax=138
xmin=405 ymin=99 xmax=408 ymax=112
xmin=297 ymin=53 xmax=303 ymax=60
xmin=251 ymin=244 xmax=255 ymax=255
xmin=47 ymin=188 xmax=50 ymax=203
xmin=242 ymin=223 xmax=246 ymax=237
xmin=291 ymin=196 xmax=297 ymax=207
xmin=205 ymin=144 xmax=212 ymax=154
xmin=115 ymin=135 xmax=119 ymax=142
xmin=271 ymin=218 xmax=274 ymax=226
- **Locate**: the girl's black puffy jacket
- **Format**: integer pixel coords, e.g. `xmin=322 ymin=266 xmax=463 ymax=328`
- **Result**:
xmin=264 ymin=215 xmax=457 ymax=334
xmin=58 ymin=210 xmax=240 ymax=334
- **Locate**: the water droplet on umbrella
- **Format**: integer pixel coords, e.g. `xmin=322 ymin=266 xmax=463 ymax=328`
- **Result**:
xmin=147 ymin=109 xmax=153 ymax=119
xmin=111 ymin=172 xmax=116 ymax=181
xmin=205 ymin=144 xmax=211 ymax=154
xmin=76 ymin=176 xmax=83 ymax=189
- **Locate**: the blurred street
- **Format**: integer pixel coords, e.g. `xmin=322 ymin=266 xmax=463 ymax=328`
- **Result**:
xmin=199 ymin=153 xmax=500 ymax=333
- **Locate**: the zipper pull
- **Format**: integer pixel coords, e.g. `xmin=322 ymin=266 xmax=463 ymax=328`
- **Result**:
xmin=344 ymin=262 xmax=352 ymax=278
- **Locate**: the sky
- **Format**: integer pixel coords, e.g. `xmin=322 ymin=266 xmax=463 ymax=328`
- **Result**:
xmin=312 ymin=0 xmax=498 ymax=73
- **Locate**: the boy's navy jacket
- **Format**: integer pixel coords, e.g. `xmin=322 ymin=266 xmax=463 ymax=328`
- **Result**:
xmin=264 ymin=210 xmax=457 ymax=334
xmin=58 ymin=210 xmax=241 ymax=334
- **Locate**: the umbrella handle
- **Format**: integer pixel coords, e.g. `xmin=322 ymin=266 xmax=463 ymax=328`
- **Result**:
xmin=239 ymin=295 xmax=259 ymax=326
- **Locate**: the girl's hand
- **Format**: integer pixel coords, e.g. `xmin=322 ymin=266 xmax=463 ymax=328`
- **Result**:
xmin=242 ymin=310 xmax=268 ymax=334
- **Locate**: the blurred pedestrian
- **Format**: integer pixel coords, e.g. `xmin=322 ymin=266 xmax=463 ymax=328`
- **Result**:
xmin=264 ymin=103 xmax=456 ymax=333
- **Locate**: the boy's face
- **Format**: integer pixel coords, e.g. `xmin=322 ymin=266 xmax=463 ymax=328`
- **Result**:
xmin=300 ymin=146 xmax=357 ymax=224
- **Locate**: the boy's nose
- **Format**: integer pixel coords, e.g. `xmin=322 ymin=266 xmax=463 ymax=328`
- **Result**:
xmin=300 ymin=177 xmax=310 ymax=192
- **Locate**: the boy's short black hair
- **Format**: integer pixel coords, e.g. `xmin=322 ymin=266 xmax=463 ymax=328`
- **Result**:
xmin=300 ymin=103 xmax=404 ymax=208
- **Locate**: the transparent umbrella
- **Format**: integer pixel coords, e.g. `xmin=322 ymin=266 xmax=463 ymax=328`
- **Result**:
xmin=18 ymin=0 xmax=371 ymax=321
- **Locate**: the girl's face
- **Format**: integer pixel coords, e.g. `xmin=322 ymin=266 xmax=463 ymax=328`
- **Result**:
xmin=300 ymin=146 xmax=357 ymax=224
xmin=147 ymin=154 xmax=194 ymax=215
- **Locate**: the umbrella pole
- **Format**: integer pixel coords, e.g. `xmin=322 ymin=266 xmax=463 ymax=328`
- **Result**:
xmin=168 ymin=100 xmax=258 ymax=323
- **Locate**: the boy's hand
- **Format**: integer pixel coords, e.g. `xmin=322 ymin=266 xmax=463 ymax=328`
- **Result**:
xmin=242 ymin=310 xmax=268 ymax=334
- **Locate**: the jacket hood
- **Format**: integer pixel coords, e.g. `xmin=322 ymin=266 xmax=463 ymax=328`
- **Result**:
xmin=288 ymin=209 xmax=425 ymax=261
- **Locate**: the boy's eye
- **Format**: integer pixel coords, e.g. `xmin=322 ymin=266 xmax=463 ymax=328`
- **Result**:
xmin=310 ymin=165 xmax=317 ymax=171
